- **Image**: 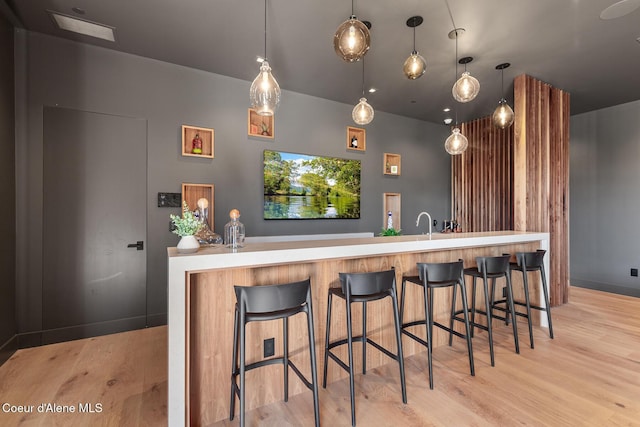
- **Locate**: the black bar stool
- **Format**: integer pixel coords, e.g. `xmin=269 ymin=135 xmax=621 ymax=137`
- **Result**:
xmin=460 ymin=255 xmax=519 ymax=367
xmin=509 ymin=249 xmax=554 ymax=348
xmin=322 ymin=268 xmax=406 ymax=427
xmin=229 ymin=278 xmax=320 ymax=427
xmin=400 ymin=260 xmax=475 ymax=389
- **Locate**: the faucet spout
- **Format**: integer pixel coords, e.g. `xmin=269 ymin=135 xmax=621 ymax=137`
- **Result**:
xmin=416 ymin=211 xmax=432 ymax=238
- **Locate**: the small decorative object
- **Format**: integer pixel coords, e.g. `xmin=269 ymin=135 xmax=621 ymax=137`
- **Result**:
xmin=387 ymin=210 xmax=393 ymax=229
xmin=391 ymin=165 xmax=398 ymax=174
xmin=191 ymin=133 xmax=203 ymax=154
xmin=170 ymin=201 xmax=204 ymax=253
xmin=224 ymin=209 xmax=245 ymax=249
xmin=386 ymin=161 xmax=391 ymax=173
xmin=350 ymin=135 xmax=358 ymax=148
xmin=194 ymin=198 xmax=223 ymax=245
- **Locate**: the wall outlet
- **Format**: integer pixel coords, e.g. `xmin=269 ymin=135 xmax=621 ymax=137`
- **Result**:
xmin=264 ymin=338 xmax=275 ymax=358
xmin=631 ymin=268 xmax=638 ymax=277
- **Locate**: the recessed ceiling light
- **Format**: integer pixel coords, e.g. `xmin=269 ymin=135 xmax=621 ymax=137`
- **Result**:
xmin=600 ymin=0 xmax=640 ymax=20
xmin=444 ymin=118 xmax=453 ymax=125
xmin=443 ymin=107 xmax=451 ymax=112
xmin=368 ymin=88 xmax=377 ymax=93
xmin=48 ymin=11 xmax=115 ymax=42
xmin=256 ymin=56 xmax=265 ymax=63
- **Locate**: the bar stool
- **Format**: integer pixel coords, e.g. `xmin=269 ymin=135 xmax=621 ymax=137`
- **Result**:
xmin=460 ymin=255 xmax=519 ymax=367
xmin=400 ymin=260 xmax=475 ymax=390
xmin=508 ymin=249 xmax=554 ymax=348
xmin=229 ymin=278 xmax=320 ymax=427
xmin=323 ymin=268 xmax=406 ymax=427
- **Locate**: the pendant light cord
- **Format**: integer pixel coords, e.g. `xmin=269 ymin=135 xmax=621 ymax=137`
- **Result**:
xmin=361 ymin=58 xmax=365 ymax=96
xmin=263 ymin=0 xmax=267 ymax=59
xmin=501 ymin=68 xmax=505 ymax=98
xmin=351 ymin=0 xmax=355 ymax=16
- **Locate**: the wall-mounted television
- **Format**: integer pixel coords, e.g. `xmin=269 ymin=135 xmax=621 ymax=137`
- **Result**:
xmin=263 ymin=150 xmax=361 ymax=219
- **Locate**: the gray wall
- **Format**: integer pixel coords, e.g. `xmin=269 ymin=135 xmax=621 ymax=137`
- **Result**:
xmin=0 ymin=12 xmax=16 ymax=361
xmin=570 ymin=99 xmax=640 ymax=296
xmin=15 ymin=31 xmax=451 ymax=337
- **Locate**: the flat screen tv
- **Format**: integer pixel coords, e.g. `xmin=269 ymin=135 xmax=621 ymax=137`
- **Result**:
xmin=263 ymin=150 xmax=361 ymax=219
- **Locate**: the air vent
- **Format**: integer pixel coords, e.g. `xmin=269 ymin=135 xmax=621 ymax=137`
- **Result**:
xmin=48 ymin=11 xmax=115 ymax=42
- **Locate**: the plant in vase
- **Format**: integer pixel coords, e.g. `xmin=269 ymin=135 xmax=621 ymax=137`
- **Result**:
xmin=170 ymin=201 xmax=203 ymax=253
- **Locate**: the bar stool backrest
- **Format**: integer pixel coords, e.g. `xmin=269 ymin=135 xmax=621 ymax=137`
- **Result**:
xmin=417 ymin=260 xmax=464 ymax=285
xmin=338 ymin=269 xmax=395 ymax=296
xmin=516 ymin=249 xmax=546 ymax=269
xmin=234 ymin=278 xmax=311 ymax=314
xmin=476 ymin=255 xmax=511 ymax=275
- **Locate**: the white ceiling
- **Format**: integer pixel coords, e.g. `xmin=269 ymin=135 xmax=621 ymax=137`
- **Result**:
xmin=4 ymin=0 xmax=640 ymax=124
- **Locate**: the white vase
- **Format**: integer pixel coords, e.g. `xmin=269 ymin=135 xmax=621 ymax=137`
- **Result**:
xmin=177 ymin=235 xmax=199 ymax=254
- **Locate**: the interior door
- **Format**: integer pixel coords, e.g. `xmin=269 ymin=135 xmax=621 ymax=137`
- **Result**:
xmin=42 ymin=106 xmax=147 ymax=338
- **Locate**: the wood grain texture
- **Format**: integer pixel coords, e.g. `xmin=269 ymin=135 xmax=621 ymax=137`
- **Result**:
xmin=3 ymin=287 xmax=638 ymax=426
xmin=452 ymin=116 xmax=514 ymax=232
xmin=513 ymin=74 xmax=570 ymax=306
xmin=188 ymin=242 xmax=541 ymax=424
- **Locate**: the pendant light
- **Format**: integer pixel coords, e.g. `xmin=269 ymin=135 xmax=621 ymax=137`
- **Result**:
xmin=492 ymin=62 xmax=515 ymax=129
xmin=445 ymin=28 xmax=468 ymax=155
xmin=452 ymin=56 xmax=480 ymax=103
xmin=249 ymin=0 xmax=281 ymax=116
xmin=402 ymin=16 xmax=426 ymax=80
xmin=334 ymin=0 xmax=371 ymax=62
xmin=352 ymin=59 xmax=374 ymax=125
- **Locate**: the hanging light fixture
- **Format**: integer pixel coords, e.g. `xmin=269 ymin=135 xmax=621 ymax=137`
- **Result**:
xmin=403 ymin=16 xmax=426 ymax=80
xmin=492 ymin=62 xmax=515 ymax=129
xmin=452 ymin=56 xmax=480 ymax=103
xmin=445 ymin=28 xmax=468 ymax=155
xmin=249 ymin=0 xmax=281 ymax=116
xmin=334 ymin=0 xmax=371 ymax=62
xmin=352 ymin=58 xmax=374 ymax=125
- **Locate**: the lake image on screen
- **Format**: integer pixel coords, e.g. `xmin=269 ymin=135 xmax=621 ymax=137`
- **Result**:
xmin=264 ymin=150 xmax=361 ymax=219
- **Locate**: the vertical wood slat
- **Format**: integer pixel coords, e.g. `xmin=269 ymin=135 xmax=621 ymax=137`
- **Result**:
xmin=452 ymin=116 xmax=514 ymax=233
xmin=513 ymin=74 xmax=570 ymax=306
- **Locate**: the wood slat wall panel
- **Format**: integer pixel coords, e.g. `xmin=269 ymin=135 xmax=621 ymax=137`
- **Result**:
xmin=453 ymin=74 xmax=569 ymax=307
xmin=513 ymin=74 xmax=570 ymax=306
xmin=452 ymin=117 xmax=514 ymax=233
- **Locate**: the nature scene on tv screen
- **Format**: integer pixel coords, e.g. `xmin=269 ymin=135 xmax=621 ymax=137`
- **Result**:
xmin=263 ymin=150 xmax=361 ymax=219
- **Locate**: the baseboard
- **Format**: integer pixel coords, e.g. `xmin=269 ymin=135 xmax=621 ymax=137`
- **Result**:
xmin=571 ymin=278 xmax=640 ymax=298
xmin=146 ymin=313 xmax=167 ymax=327
xmin=17 ymin=316 xmax=149 ymax=348
xmin=0 ymin=334 xmax=18 ymax=366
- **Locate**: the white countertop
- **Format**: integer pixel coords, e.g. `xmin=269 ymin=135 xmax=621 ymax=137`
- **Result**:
xmin=167 ymin=231 xmax=550 ymax=272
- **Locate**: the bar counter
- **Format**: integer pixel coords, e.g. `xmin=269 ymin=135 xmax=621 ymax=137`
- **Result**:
xmin=168 ymin=231 xmax=550 ymax=426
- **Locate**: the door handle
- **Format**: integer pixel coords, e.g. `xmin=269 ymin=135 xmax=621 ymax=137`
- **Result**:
xmin=127 ymin=241 xmax=144 ymax=250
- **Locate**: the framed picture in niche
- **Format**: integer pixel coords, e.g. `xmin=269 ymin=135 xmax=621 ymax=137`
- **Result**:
xmin=182 ymin=125 xmax=214 ymax=158
xmin=248 ymin=108 xmax=274 ymax=138
xmin=346 ymin=126 xmax=366 ymax=152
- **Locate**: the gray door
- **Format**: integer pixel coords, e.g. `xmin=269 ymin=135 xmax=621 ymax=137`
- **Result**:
xmin=42 ymin=107 xmax=147 ymax=340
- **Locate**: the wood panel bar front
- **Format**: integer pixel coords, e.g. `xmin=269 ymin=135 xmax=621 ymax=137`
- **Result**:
xmin=168 ymin=231 xmax=550 ymax=426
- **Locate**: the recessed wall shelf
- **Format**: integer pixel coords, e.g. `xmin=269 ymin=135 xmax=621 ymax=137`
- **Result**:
xmin=182 ymin=125 xmax=214 ymax=158
xmin=182 ymin=183 xmax=214 ymax=231
xmin=383 ymin=153 xmax=401 ymax=175
xmin=347 ymin=126 xmax=366 ymax=151
xmin=383 ymin=193 xmax=401 ymax=230
xmin=248 ymin=108 xmax=274 ymax=138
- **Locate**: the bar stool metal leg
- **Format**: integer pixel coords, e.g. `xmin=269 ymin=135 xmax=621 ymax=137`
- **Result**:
xmin=540 ymin=267 xmax=554 ymax=338
xmin=346 ymin=294 xmax=356 ymax=427
xmin=362 ymin=301 xmax=367 ymax=375
xmin=283 ymin=317 xmax=289 ymax=402
xmin=505 ymin=272 xmax=520 ymax=354
xmin=481 ymin=273 xmax=495 ymax=366
xmin=521 ymin=270 xmax=535 ymax=348
xmin=322 ymin=291 xmax=333 ymax=388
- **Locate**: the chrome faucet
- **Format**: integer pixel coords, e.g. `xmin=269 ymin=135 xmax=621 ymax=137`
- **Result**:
xmin=416 ymin=211 xmax=432 ymax=238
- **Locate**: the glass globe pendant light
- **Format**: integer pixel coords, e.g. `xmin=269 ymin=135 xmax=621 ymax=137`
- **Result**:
xmin=249 ymin=0 xmax=281 ymax=116
xmin=402 ymin=16 xmax=426 ymax=80
xmin=334 ymin=0 xmax=371 ymax=62
xmin=452 ymin=57 xmax=480 ymax=103
xmin=492 ymin=63 xmax=515 ymax=129
xmin=352 ymin=59 xmax=374 ymax=125
xmin=445 ymin=127 xmax=468 ymax=155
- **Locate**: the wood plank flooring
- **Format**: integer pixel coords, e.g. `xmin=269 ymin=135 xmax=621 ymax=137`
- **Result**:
xmin=1 ymin=286 xmax=639 ymax=426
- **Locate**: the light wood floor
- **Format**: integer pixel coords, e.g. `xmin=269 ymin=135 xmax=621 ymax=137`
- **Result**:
xmin=1 ymin=287 xmax=639 ymax=426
